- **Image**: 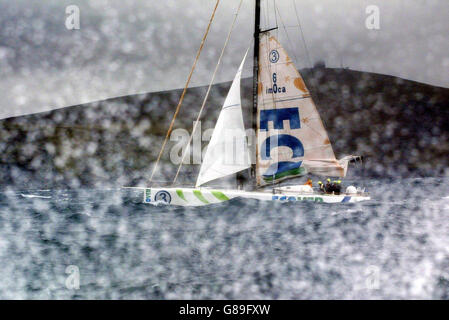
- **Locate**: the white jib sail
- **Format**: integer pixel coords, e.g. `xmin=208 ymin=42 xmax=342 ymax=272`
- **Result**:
xmin=256 ymin=33 xmax=346 ymax=186
xmin=196 ymin=51 xmax=250 ymax=187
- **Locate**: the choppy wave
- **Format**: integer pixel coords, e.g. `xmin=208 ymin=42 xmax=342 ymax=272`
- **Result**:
xmin=0 ymin=177 xmax=448 ymax=299
xmin=20 ymin=194 xmax=52 ymax=199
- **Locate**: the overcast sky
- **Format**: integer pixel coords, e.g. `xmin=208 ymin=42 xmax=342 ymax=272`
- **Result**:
xmin=0 ymin=0 xmax=448 ymax=118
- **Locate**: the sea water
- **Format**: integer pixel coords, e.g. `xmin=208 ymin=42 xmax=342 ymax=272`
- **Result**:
xmin=0 ymin=177 xmax=448 ymax=299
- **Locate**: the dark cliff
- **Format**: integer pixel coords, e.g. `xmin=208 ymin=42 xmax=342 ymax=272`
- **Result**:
xmin=0 ymin=67 xmax=448 ymax=189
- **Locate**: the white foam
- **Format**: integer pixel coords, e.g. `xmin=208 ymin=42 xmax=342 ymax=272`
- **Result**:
xmin=20 ymin=194 xmax=51 ymax=199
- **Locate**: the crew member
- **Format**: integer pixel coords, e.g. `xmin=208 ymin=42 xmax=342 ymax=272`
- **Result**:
xmin=325 ymin=178 xmax=332 ymax=193
xmin=333 ymin=180 xmax=342 ymax=195
xmin=305 ymin=178 xmax=313 ymax=187
xmin=317 ymin=181 xmax=325 ymax=193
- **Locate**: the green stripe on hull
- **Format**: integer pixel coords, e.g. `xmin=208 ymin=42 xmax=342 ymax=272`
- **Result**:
xmin=176 ymin=189 xmax=187 ymax=201
xmin=211 ymin=191 xmax=230 ymax=201
xmin=193 ymin=190 xmax=209 ymax=204
xmin=262 ymin=166 xmax=306 ymax=182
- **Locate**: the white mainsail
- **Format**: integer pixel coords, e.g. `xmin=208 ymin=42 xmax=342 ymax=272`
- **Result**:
xmin=256 ymin=33 xmax=347 ymax=186
xmin=196 ymin=52 xmax=251 ymax=187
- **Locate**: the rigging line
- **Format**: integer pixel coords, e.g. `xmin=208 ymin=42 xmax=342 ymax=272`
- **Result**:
xmin=274 ymin=3 xmax=299 ymax=66
xmin=291 ymin=0 xmax=332 ymax=136
xmin=273 ymin=0 xmax=279 ymax=29
xmin=292 ymin=0 xmax=312 ymax=68
xmin=172 ymin=0 xmax=245 ymax=185
xmin=148 ymin=0 xmax=220 ymax=184
xmin=265 ymin=0 xmax=270 ymax=27
xmin=263 ymin=0 xmax=269 ymax=30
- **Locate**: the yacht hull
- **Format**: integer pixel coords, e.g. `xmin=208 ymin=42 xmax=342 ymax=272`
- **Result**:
xmin=125 ymin=187 xmax=370 ymax=206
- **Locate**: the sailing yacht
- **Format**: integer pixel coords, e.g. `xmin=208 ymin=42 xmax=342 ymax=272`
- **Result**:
xmin=129 ymin=1 xmax=370 ymax=206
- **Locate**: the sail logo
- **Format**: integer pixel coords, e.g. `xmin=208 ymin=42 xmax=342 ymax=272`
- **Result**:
xmin=155 ymin=190 xmax=171 ymax=204
xmin=269 ymin=50 xmax=279 ymax=63
xmin=272 ymin=195 xmax=323 ymax=202
xmin=145 ymin=188 xmax=151 ymax=203
xmin=266 ymin=73 xmax=286 ymax=94
xmin=260 ymin=107 xmax=305 ymax=182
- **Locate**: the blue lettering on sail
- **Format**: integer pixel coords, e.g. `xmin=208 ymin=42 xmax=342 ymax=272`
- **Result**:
xmin=259 ymin=107 xmax=305 ymax=182
xmin=261 ymin=134 xmax=304 ymax=160
xmin=260 ymin=135 xmax=304 ymax=180
xmin=260 ymin=108 xmax=300 ymax=131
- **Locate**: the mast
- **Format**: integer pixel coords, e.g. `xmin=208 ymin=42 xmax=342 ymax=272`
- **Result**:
xmin=235 ymin=0 xmax=261 ymax=190
xmin=237 ymin=0 xmax=260 ymax=190
xmin=251 ymin=0 xmax=261 ymax=186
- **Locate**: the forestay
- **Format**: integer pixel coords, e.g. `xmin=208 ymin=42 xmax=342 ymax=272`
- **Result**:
xmin=196 ymin=52 xmax=251 ymax=187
